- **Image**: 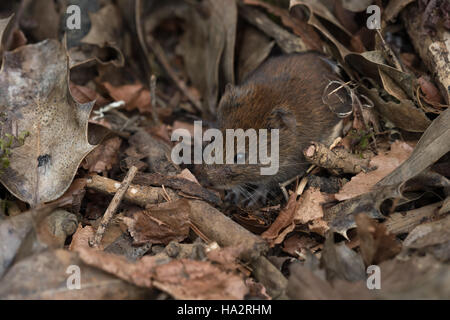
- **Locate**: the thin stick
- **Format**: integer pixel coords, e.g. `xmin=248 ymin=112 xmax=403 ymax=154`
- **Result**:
xmin=150 ymin=74 xmax=159 ymax=124
xmin=90 ymin=166 xmax=138 ymax=248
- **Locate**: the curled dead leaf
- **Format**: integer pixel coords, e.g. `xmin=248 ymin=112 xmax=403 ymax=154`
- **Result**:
xmin=0 ymin=39 xmax=97 ymax=205
xmin=336 ymin=140 xmax=413 ymax=201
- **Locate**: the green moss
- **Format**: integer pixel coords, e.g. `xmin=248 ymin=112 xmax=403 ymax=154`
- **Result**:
xmin=0 ymin=131 xmax=29 ymax=174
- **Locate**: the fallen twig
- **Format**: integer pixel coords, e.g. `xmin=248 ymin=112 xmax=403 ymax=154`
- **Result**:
xmin=86 ymin=174 xmax=179 ymax=207
xmin=90 ymin=166 xmax=138 ymax=248
xmin=133 ymin=172 xmax=221 ymax=205
xmin=150 ymin=74 xmax=160 ymax=125
xmin=304 ymin=141 xmax=371 ymax=174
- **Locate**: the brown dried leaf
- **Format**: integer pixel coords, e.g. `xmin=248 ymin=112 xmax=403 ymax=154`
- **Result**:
xmin=0 ymin=14 xmax=13 ymax=53
xmin=206 ymin=245 xmax=245 ymax=271
xmin=236 ymin=25 xmax=274 ymax=83
xmin=76 ymin=246 xmax=247 ymax=299
xmin=355 ymin=214 xmax=402 ymax=266
xmin=359 ymin=86 xmax=431 ymax=132
xmin=290 ymin=0 xmax=354 ymax=58
xmin=103 ymin=82 xmax=151 ymax=113
xmin=377 ymin=107 xmax=450 ymax=187
xmin=403 ymin=214 xmax=450 ymax=261
xmin=69 ymin=82 xmax=109 ymax=107
xmin=336 ymin=141 xmax=413 ymax=201
xmin=0 ymin=205 xmax=72 ymax=278
xmin=176 ymin=168 xmax=199 ymax=184
xmin=282 ymin=234 xmax=319 ymax=257
xmin=218 ymin=0 xmax=237 ymax=85
xmin=122 ymin=199 xmax=190 ymax=245
xmin=243 ymin=0 xmax=322 ymax=51
xmin=82 ymin=137 xmax=122 ymax=174
xmin=0 ymin=249 xmax=151 ymax=299
xmin=294 ymin=187 xmax=326 ymax=224
xmin=261 ymin=192 xmax=298 ymax=242
xmin=76 ymin=4 xmax=124 ymax=67
xmin=321 ymin=234 xmax=366 ymax=282
xmin=154 ymin=259 xmax=248 ymax=300
xmin=308 ymin=218 xmax=329 ymax=236
xmin=69 ymin=224 xmax=95 ymax=251
xmin=25 ymin=0 xmax=60 ymax=42
xmin=418 ymin=75 xmax=444 ymax=104
xmin=0 ymin=39 xmax=97 ymax=205
xmin=383 ymin=0 xmax=416 ymax=22
xmin=76 ymin=246 xmax=157 ymax=287
xmin=178 ymin=0 xmax=228 ymax=114
xmin=239 ymin=5 xmax=306 ymax=54
xmin=287 ymin=263 xmax=343 ymax=299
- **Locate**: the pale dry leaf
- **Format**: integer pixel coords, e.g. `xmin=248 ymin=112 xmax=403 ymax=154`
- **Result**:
xmin=355 ymin=214 xmax=401 ymax=266
xmin=336 ymin=140 xmax=413 ymax=201
xmin=121 ymin=199 xmax=190 ymax=245
xmin=79 ymin=4 xmax=124 ymax=67
xmin=308 ymin=219 xmax=329 ymax=236
xmin=0 ymin=39 xmax=97 ymax=205
xmin=76 ymin=246 xmax=157 ymax=287
xmin=153 ymin=259 xmax=248 ymax=300
xmin=282 ymin=234 xmax=319 ymax=257
xmin=0 ymin=249 xmax=150 ymax=299
xmin=0 ymin=14 xmax=13 ymax=52
xmin=261 ymin=192 xmax=298 ymax=241
xmin=377 ymin=107 xmax=450 ymax=187
xmin=103 ymin=82 xmax=151 ymax=113
xmin=76 ymin=246 xmax=247 ymax=299
xmin=178 ymin=0 xmax=227 ymax=114
xmin=26 ymin=0 xmax=60 ymax=42
xmin=82 ymin=136 xmax=122 ymax=174
xmin=69 ymin=224 xmax=95 ymax=251
xmin=237 ymin=25 xmax=274 ymax=82
xmin=176 ymin=168 xmax=199 ymax=184
xmin=294 ymin=187 xmax=326 ymax=224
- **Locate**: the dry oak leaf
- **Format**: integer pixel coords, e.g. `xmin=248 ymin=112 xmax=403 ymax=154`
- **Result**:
xmin=0 ymin=14 xmax=13 ymax=53
xmin=82 ymin=136 xmax=122 ymax=174
xmin=121 ymin=199 xmax=190 ymax=245
xmin=103 ymin=82 xmax=151 ymax=113
xmin=355 ymin=213 xmax=401 ymax=266
xmin=153 ymin=259 xmax=248 ymax=300
xmin=335 ymin=140 xmax=413 ymax=201
xmin=76 ymin=247 xmax=248 ymax=299
xmin=294 ymin=187 xmax=326 ymax=224
xmin=0 ymin=39 xmax=97 ymax=205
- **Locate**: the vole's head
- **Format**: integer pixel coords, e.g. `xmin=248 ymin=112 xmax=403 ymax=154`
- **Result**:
xmin=199 ymin=83 xmax=298 ymax=190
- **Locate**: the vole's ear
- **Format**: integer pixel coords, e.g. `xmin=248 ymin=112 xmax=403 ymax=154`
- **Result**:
xmin=268 ymin=107 xmax=296 ymax=130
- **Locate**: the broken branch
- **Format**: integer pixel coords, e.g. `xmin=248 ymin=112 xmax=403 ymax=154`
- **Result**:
xmin=304 ymin=142 xmax=371 ymax=174
xmin=91 ymin=166 xmax=138 ymax=248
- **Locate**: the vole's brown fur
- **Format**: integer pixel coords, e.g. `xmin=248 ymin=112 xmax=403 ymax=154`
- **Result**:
xmin=202 ymin=52 xmax=346 ymax=204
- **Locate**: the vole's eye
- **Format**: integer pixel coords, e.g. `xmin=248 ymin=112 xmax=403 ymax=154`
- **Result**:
xmin=235 ymin=152 xmax=246 ymax=164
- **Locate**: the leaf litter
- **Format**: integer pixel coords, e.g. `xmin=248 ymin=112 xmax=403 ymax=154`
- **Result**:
xmin=0 ymin=0 xmax=449 ymax=300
